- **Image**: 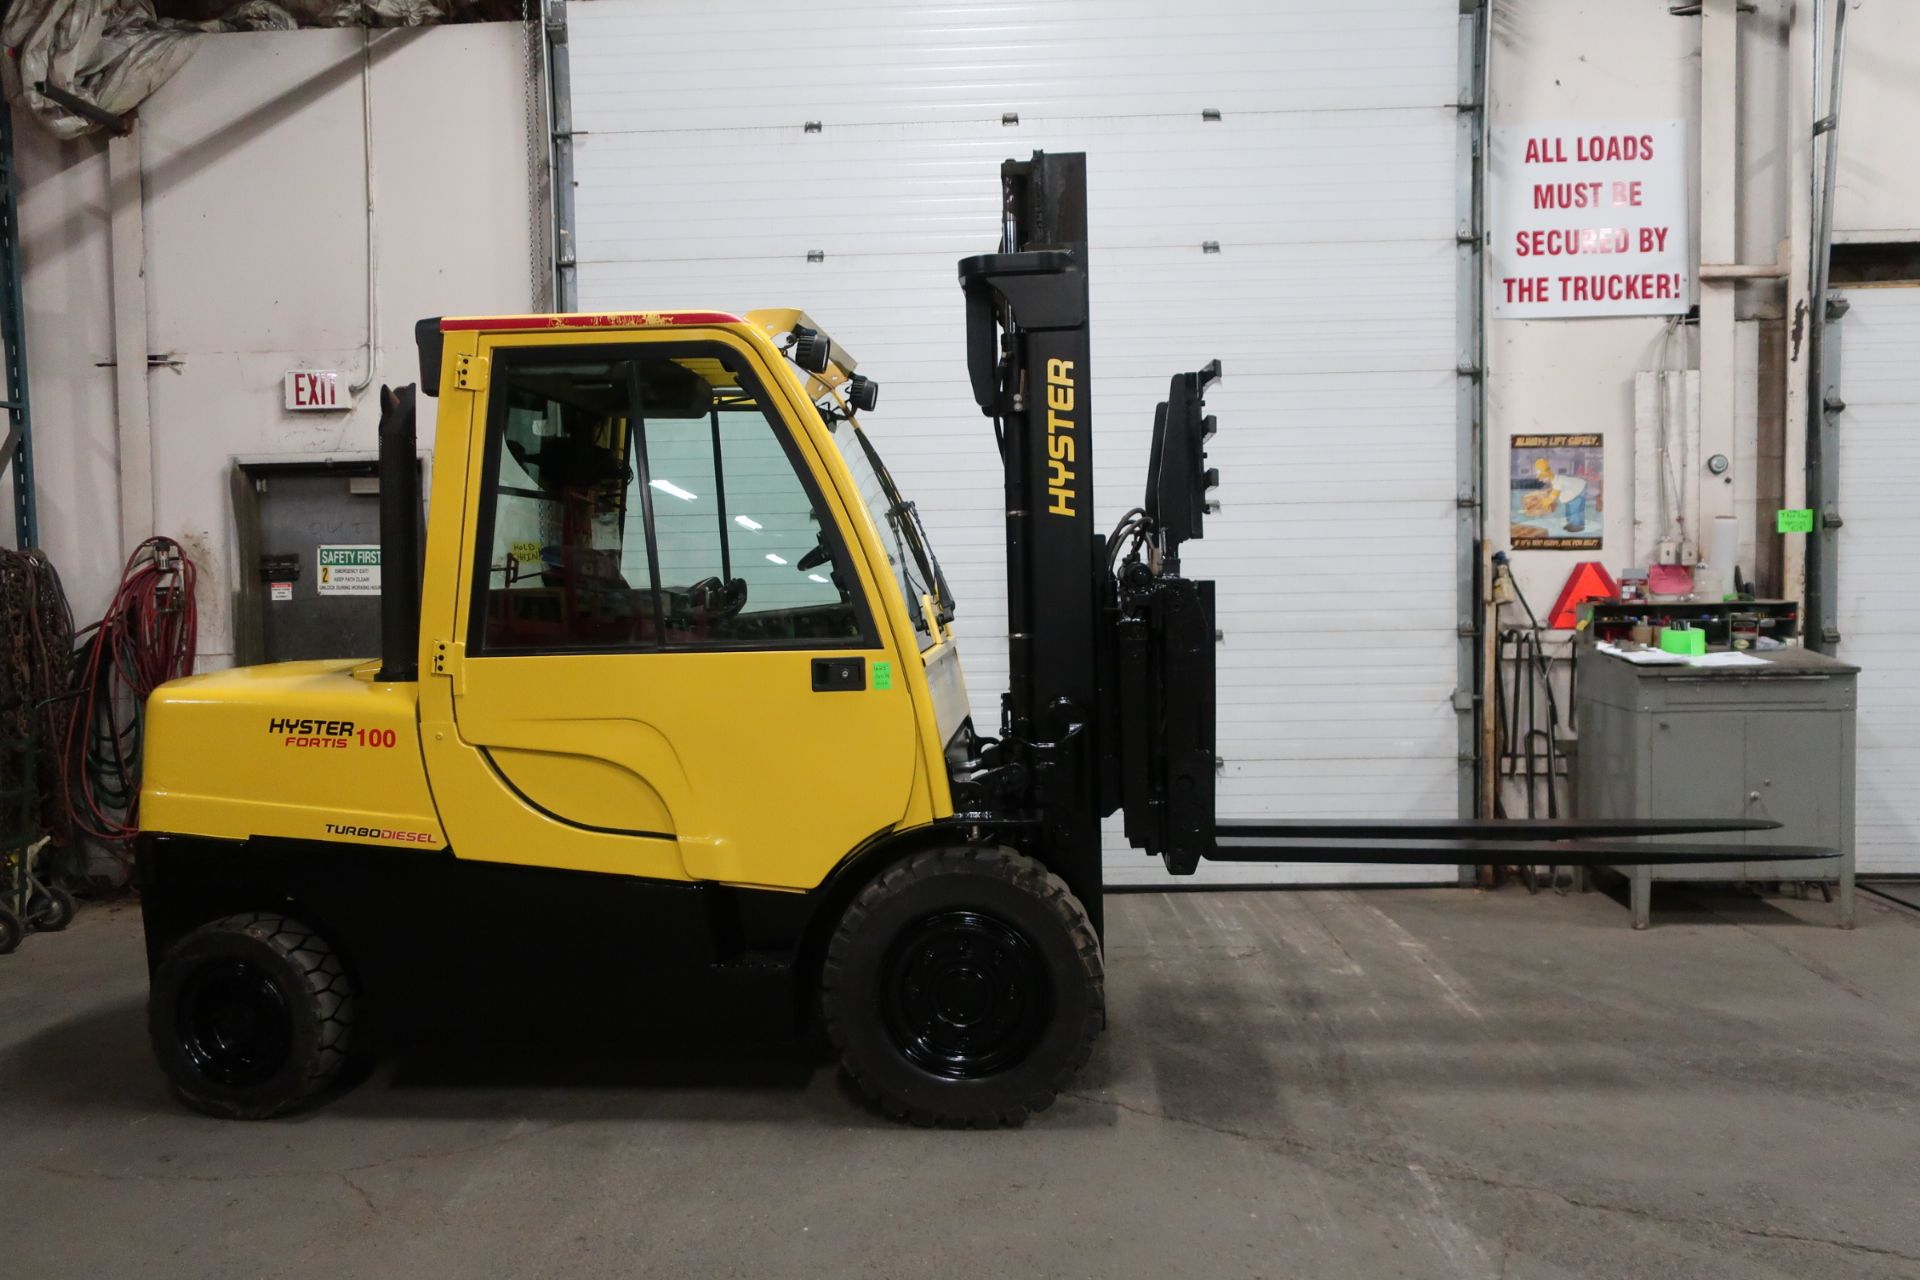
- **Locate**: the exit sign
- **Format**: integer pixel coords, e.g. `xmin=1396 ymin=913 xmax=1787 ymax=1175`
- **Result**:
xmin=284 ymin=370 xmax=349 ymax=411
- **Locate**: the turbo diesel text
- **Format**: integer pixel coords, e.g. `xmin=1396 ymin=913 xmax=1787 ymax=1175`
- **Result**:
xmin=323 ymin=822 xmax=436 ymax=845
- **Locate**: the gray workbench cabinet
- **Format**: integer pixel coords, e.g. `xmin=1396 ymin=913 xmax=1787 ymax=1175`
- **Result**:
xmin=1573 ymin=644 xmax=1856 ymax=928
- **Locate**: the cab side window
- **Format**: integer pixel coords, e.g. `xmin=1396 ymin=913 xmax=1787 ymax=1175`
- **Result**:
xmin=474 ymin=345 xmax=869 ymax=652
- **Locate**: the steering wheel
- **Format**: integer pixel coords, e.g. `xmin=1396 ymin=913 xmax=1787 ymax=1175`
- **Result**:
xmin=689 ymin=576 xmax=749 ymax=621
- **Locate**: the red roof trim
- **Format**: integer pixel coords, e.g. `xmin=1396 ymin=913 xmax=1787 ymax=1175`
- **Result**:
xmin=439 ymin=311 xmax=745 ymax=332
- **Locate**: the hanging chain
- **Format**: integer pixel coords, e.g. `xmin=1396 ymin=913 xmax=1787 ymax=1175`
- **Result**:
xmin=0 ymin=548 xmax=74 ymax=849
xmin=524 ymin=0 xmax=551 ymax=311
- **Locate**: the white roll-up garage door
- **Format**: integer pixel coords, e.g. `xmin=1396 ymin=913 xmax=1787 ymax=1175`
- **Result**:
xmin=568 ymin=0 xmax=1463 ymax=885
xmin=1835 ymin=286 xmax=1920 ymax=875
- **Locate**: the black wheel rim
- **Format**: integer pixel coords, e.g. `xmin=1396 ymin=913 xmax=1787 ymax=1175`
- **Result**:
xmin=176 ymin=959 xmax=294 ymax=1088
xmin=880 ymin=910 xmax=1052 ymax=1080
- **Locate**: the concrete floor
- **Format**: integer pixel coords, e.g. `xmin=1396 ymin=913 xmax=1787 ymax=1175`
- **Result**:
xmin=3 ymin=886 xmax=1917 ymax=1280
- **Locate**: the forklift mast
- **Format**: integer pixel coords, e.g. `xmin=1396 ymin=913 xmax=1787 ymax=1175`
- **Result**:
xmin=958 ymin=153 xmax=1228 ymax=925
xmin=958 ymin=153 xmax=1110 ymax=925
xmin=958 ymin=151 xmax=1828 ymax=902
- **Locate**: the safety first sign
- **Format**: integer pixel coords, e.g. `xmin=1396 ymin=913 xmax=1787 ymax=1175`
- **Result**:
xmin=1491 ymin=120 xmax=1689 ymax=319
xmin=317 ymin=544 xmax=381 ymax=596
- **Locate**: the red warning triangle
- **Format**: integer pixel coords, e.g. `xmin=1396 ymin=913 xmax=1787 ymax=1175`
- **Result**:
xmin=1548 ymin=561 xmax=1618 ymax=629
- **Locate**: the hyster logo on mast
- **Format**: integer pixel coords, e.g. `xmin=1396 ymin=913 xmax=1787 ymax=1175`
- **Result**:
xmin=1045 ymin=358 xmax=1077 ymax=516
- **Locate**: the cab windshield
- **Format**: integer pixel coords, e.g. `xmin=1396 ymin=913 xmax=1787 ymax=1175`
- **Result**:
xmin=823 ymin=418 xmax=954 ymax=650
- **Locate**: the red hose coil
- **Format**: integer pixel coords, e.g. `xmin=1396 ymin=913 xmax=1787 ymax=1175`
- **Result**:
xmin=63 ymin=536 xmax=198 ymax=848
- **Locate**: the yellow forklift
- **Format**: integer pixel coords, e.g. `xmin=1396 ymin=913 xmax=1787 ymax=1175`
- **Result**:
xmin=135 ymin=154 xmax=1821 ymax=1124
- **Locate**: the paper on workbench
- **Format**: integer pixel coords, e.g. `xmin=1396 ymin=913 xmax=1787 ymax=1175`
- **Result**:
xmin=1596 ymin=642 xmax=1688 ymax=665
xmin=1685 ymin=651 xmax=1771 ymax=668
xmin=1596 ymin=642 xmax=1773 ymax=669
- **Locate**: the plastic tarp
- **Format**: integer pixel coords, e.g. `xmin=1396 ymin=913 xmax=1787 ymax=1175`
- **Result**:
xmin=3 ymin=0 xmax=449 ymax=140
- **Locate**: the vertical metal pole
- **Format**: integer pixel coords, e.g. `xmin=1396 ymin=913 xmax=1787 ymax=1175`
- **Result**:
xmin=709 ymin=404 xmax=731 ymax=582
xmin=1698 ymin=0 xmax=1740 ymax=545
xmin=108 ymin=123 xmax=154 ymax=548
xmin=1810 ymin=0 xmax=1849 ymax=333
xmin=346 ymin=31 xmax=379 ymax=398
xmin=1782 ymin=0 xmax=1818 ymax=608
xmin=544 ymin=0 xmax=578 ymax=312
xmin=1455 ymin=1 xmax=1488 ymax=832
xmin=1805 ymin=0 xmax=1850 ymax=650
xmin=1810 ymin=294 xmax=1845 ymax=651
xmin=0 ymin=104 xmax=36 ymax=547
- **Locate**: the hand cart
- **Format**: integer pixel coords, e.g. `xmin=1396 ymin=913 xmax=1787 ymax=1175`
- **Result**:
xmin=0 ymin=731 xmax=73 ymax=953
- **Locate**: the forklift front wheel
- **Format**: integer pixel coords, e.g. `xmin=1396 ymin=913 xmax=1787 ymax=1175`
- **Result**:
xmin=0 ymin=905 xmax=20 ymax=955
xmin=149 ymin=913 xmax=358 ymax=1119
xmin=821 ymin=846 xmax=1104 ymax=1128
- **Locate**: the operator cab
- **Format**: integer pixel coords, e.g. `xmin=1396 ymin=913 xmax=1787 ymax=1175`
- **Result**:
xmin=474 ymin=344 xmax=867 ymax=651
xmin=401 ymin=311 xmax=970 ymax=893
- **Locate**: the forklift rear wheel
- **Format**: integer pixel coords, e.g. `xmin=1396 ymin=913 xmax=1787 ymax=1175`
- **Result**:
xmin=822 ymin=846 xmax=1104 ymax=1127
xmin=0 ymin=906 xmax=20 ymax=955
xmin=149 ymin=913 xmax=358 ymax=1119
xmin=30 ymin=886 xmax=75 ymax=933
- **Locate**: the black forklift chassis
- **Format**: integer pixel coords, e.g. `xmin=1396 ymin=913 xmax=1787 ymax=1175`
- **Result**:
xmin=136 ymin=823 xmax=1065 ymax=1043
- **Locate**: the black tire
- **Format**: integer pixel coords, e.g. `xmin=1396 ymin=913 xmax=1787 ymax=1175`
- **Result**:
xmin=0 ymin=905 xmax=20 ymax=955
xmin=149 ymin=913 xmax=357 ymax=1119
xmin=821 ymin=845 xmax=1103 ymax=1128
xmin=29 ymin=886 xmax=74 ymax=933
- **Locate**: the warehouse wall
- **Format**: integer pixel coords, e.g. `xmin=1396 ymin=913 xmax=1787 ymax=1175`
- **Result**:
xmin=1483 ymin=0 xmax=1920 ymax=830
xmin=10 ymin=129 xmax=119 ymax=624
xmin=1487 ymin=0 xmax=1780 ymax=611
xmin=12 ymin=23 xmax=534 ymax=662
xmin=1833 ymin=2 xmax=1920 ymax=243
xmin=1487 ymin=0 xmax=1913 ymax=613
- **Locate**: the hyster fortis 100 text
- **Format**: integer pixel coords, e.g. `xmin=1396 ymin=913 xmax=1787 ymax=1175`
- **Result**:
xmin=136 ymin=154 xmax=1818 ymax=1125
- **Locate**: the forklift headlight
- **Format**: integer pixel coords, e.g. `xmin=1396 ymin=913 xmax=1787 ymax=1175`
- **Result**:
xmin=792 ymin=326 xmax=832 ymax=374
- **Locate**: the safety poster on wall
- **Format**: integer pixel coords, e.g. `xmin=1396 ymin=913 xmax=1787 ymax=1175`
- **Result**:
xmin=1510 ymin=435 xmax=1603 ymax=551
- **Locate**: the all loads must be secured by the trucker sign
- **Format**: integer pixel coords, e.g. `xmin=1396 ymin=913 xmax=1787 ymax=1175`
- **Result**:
xmin=1491 ymin=120 xmax=1689 ymax=319
xmin=317 ymin=544 xmax=381 ymax=596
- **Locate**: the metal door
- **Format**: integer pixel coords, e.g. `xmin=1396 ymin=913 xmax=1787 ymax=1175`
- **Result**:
xmin=238 ymin=464 xmax=392 ymax=665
